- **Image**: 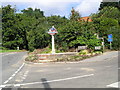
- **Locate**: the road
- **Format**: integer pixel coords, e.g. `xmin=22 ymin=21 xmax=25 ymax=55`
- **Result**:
xmin=0 ymin=51 xmax=119 ymax=88
xmin=0 ymin=52 xmax=28 ymax=85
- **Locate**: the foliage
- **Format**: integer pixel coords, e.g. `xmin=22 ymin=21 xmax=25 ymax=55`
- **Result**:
xmin=2 ymin=4 xmax=120 ymax=52
xmin=2 ymin=5 xmax=19 ymax=49
xmin=92 ymin=6 xmax=120 ymax=50
xmin=39 ymin=47 xmax=51 ymax=54
xmin=79 ymin=50 xmax=89 ymax=55
xmin=56 ymin=21 xmax=101 ymax=51
xmin=0 ymin=50 xmax=23 ymax=53
xmin=69 ymin=7 xmax=81 ymax=21
xmin=99 ymin=1 xmax=120 ymax=11
xmin=2 ymin=5 xmax=50 ymax=51
xmin=25 ymin=54 xmax=38 ymax=62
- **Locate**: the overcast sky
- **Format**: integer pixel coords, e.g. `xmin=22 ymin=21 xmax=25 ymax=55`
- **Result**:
xmin=1 ymin=0 xmax=102 ymax=18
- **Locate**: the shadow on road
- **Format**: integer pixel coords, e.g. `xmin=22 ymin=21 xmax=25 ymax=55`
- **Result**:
xmin=41 ymin=78 xmax=52 ymax=90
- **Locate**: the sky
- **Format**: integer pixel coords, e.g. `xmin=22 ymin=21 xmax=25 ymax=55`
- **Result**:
xmin=1 ymin=0 xmax=102 ymax=18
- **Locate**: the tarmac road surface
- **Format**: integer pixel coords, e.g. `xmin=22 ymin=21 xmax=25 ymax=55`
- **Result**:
xmin=0 ymin=51 xmax=119 ymax=88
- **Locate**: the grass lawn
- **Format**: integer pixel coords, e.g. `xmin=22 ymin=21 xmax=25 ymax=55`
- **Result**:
xmin=0 ymin=50 xmax=24 ymax=53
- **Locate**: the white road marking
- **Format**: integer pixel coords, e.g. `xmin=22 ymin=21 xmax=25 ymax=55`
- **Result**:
xmin=3 ymin=63 xmax=25 ymax=84
xmin=0 ymin=85 xmax=6 ymax=88
xmin=106 ymin=81 xmax=119 ymax=88
xmin=22 ymin=71 xmax=29 ymax=80
xmin=80 ymin=68 xmax=95 ymax=72
xmin=0 ymin=74 xmax=94 ymax=87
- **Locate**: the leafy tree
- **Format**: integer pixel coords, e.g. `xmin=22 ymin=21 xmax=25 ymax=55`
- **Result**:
xmin=99 ymin=1 xmax=120 ymax=10
xmin=27 ymin=17 xmax=51 ymax=51
xmin=2 ymin=5 xmax=19 ymax=49
xmin=21 ymin=8 xmax=44 ymax=19
xmin=46 ymin=15 xmax=68 ymax=28
xmin=92 ymin=6 xmax=120 ymax=50
xmin=97 ymin=6 xmax=120 ymax=20
xmin=69 ymin=7 xmax=81 ymax=21
xmin=14 ymin=13 xmax=35 ymax=50
xmin=2 ymin=5 xmax=47 ymax=51
xmin=107 ymin=26 xmax=120 ymax=50
xmin=56 ymin=21 xmax=101 ymax=51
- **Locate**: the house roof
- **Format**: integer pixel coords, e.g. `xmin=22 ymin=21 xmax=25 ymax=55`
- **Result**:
xmin=79 ymin=16 xmax=92 ymax=22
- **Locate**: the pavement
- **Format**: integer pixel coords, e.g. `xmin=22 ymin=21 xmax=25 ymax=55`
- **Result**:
xmin=0 ymin=51 xmax=119 ymax=88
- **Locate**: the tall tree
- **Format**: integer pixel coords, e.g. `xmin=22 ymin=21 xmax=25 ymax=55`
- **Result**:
xmin=69 ymin=7 xmax=81 ymax=21
xmin=92 ymin=6 xmax=120 ymax=50
xmin=21 ymin=8 xmax=44 ymax=19
xmin=99 ymin=1 xmax=120 ymax=10
xmin=2 ymin=5 xmax=19 ymax=49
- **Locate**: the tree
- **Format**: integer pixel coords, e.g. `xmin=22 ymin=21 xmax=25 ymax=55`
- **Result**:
xmin=69 ymin=7 xmax=81 ymax=21
xmin=21 ymin=8 xmax=44 ymax=19
xmin=99 ymin=1 xmax=120 ymax=10
xmin=46 ymin=15 xmax=68 ymax=28
xmin=92 ymin=6 xmax=120 ymax=50
xmin=2 ymin=5 xmax=19 ymax=49
xmin=97 ymin=6 xmax=120 ymax=20
xmin=56 ymin=20 xmax=101 ymax=51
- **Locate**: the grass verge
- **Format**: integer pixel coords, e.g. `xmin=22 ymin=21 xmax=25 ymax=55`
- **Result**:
xmin=0 ymin=50 xmax=25 ymax=53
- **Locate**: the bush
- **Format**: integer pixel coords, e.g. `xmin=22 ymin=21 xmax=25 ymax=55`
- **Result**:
xmin=25 ymin=54 xmax=38 ymax=62
xmin=39 ymin=47 xmax=51 ymax=54
xmin=79 ymin=50 xmax=89 ymax=55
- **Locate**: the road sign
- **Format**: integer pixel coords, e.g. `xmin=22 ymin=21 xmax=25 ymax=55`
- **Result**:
xmin=78 ymin=46 xmax=87 ymax=50
xmin=108 ymin=34 xmax=113 ymax=49
xmin=95 ymin=46 xmax=101 ymax=50
xmin=48 ymin=26 xmax=58 ymax=35
xmin=108 ymin=38 xmax=113 ymax=42
xmin=48 ymin=26 xmax=58 ymax=54
xmin=108 ymin=34 xmax=112 ymax=38
xmin=108 ymin=34 xmax=113 ymax=42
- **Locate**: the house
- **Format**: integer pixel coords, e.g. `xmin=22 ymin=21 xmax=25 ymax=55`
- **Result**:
xmin=79 ymin=16 xmax=92 ymax=22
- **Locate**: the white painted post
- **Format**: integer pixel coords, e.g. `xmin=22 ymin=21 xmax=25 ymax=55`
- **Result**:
xmin=17 ymin=46 xmax=19 ymax=50
xmin=52 ymin=35 xmax=55 ymax=54
xmin=102 ymin=38 xmax=105 ymax=52
xmin=110 ymin=42 xmax=112 ymax=49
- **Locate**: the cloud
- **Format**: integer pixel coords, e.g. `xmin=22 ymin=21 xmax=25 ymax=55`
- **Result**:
xmin=23 ymin=1 xmax=72 ymax=17
xmin=1 ymin=0 xmax=76 ymax=17
xmin=1 ymin=0 xmax=80 ymax=3
xmin=1 ymin=0 xmax=102 ymax=17
xmin=75 ymin=0 xmax=102 ymax=16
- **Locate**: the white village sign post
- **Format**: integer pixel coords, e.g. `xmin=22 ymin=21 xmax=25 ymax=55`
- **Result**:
xmin=48 ymin=26 xmax=58 ymax=54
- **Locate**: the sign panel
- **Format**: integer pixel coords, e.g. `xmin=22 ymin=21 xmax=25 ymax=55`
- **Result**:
xmin=48 ymin=26 xmax=58 ymax=35
xmin=108 ymin=34 xmax=113 ymax=42
xmin=95 ymin=46 xmax=101 ymax=50
xmin=78 ymin=46 xmax=87 ymax=50
xmin=108 ymin=38 xmax=113 ymax=42
xmin=108 ymin=34 xmax=112 ymax=38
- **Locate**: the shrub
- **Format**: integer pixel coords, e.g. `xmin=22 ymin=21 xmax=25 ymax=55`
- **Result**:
xmin=79 ymin=50 xmax=89 ymax=55
xmin=25 ymin=54 xmax=38 ymax=62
